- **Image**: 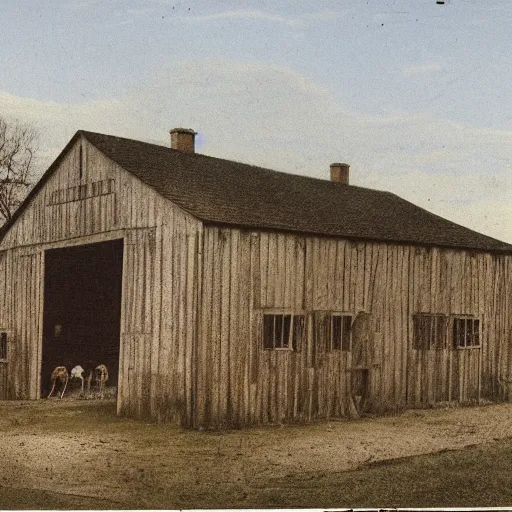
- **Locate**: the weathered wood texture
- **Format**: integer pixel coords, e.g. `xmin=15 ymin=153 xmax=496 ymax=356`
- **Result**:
xmin=0 ymin=138 xmax=176 ymax=249
xmin=1 ymin=134 xmax=511 ymax=429
xmin=0 ymin=136 xmax=201 ymax=424
xmin=0 ymin=251 xmax=9 ymax=399
xmin=195 ymin=227 xmax=512 ymax=427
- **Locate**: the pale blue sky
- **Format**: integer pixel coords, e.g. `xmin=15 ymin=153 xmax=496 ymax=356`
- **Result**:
xmin=2 ymin=0 xmax=512 ymax=241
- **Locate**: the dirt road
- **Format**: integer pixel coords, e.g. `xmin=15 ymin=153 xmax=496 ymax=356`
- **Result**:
xmin=1 ymin=399 xmax=512 ymax=508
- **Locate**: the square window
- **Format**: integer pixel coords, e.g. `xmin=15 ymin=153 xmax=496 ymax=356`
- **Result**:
xmin=332 ymin=314 xmax=352 ymax=351
xmin=263 ymin=314 xmax=304 ymax=350
xmin=313 ymin=312 xmax=352 ymax=362
xmin=413 ymin=314 xmax=447 ymax=350
xmin=453 ymin=317 xmax=480 ymax=348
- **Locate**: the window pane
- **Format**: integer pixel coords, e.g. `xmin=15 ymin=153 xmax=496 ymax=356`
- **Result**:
xmin=452 ymin=318 xmax=480 ymax=348
xmin=332 ymin=316 xmax=342 ymax=350
xmin=473 ymin=319 xmax=480 ymax=347
xmin=343 ymin=316 xmax=351 ymax=351
xmin=0 ymin=332 xmax=6 ymax=359
xmin=420 ymin=317 xmax=428 ymax=350
xmin=282 ymin=315 xmax=291 ymax=349
xmin=414 ymin=314 xmax=447 ymax=350
xmin=275 ymin=315 xmax=284 ymax=348
xmin=263 ymin=315 xmax=274 ymax=349
xmin=427 ymin=317 xmax=434 ymax=349
xmin=328 ymin=315 xmax=351 ymax=352
xmin=453 ymin=319 xmax=461 ymax=348
xmin=263 ymin=314 xmax=300 ymax=350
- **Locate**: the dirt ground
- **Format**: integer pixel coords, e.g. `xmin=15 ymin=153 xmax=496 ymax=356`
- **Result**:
xmin=2 ymin=398 xmax=512 ymax=509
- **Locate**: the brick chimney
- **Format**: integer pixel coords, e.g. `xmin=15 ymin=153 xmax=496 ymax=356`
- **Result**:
xmin=330 ymin=163 xmax=350 ymax=185
xmin=170 ymin=128 xmax=196 ymax=153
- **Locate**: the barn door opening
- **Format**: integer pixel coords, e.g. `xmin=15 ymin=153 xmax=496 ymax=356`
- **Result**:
xmin=41 ymin=239 xmax=124 ymax=397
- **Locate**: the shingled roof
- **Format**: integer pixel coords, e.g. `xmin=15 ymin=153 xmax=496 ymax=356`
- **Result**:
xmin=4 ymin=130 xmax=512 ymax=252
xmin=77 ymin=131 xmax=512 ymax=252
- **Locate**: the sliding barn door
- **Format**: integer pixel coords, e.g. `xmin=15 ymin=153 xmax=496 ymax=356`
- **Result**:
xmin=118 ymin=228 xmax=160 ymax=418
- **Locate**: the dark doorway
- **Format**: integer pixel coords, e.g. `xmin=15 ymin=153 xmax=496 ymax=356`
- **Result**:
xmin=41 ymin=239 xmax=124 ymax=396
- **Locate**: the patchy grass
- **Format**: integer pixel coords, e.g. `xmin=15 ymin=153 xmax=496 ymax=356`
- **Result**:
xmin=256 ymin=441 xmax=512 ymax=508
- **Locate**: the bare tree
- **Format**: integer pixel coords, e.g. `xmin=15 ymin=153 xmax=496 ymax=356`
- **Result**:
xmin=0 ymin=116 xmax=38 ymax=224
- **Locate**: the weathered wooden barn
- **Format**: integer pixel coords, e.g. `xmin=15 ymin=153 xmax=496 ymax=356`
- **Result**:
xmin=0 ymin=127 xmax=512 ymax=428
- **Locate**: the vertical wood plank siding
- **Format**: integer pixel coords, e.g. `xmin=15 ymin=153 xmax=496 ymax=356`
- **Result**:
xmin=1 ymin=134 xmax=512 ymax=428
xmin=195 ymin=227 xmax=512 ymax=427
xmin=0 ymin=137 xmax=202 ymax=425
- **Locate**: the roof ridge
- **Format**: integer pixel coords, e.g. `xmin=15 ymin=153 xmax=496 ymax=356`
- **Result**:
xmin=3 ymin=129 xmax=509 ymax=253
xmin=79 ymin=130 xmax=391 ymax=195
xmin=81 ymin=129 xmax=512 ymax=252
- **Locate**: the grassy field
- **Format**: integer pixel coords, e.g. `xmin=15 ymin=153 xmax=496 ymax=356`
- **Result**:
xmin=1 ymin=399 xmax=512 ymax=509
xmin=255 ymin=440 xmax=512 ymax=508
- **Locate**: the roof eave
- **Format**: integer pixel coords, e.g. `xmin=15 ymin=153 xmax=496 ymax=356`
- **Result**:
xmin=0 ymin=130 xmax=85 ymax=243
xmin=201 ymin=219 xmax=512 ymax=254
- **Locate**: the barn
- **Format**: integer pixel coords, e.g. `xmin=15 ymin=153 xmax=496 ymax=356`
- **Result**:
xmin=0 ymin=127 xmax=511 ymax=428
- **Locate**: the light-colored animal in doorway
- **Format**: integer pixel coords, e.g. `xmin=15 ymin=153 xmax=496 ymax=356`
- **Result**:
xmin=70 ymin=365 xmax=85 ymax=393
xmin=95 ymin=364 xmax=109 ymax=396
xmin=48 ymin=366 xmax=69 ymax=399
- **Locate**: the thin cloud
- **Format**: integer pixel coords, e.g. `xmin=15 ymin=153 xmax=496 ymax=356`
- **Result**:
xmin=402 ymin=63 xmax=443 ymax=77
xmin=171 ymin=9 xmax=337 ymax=28
xmin=3 ymin=58 xmax=512 ymax=243
xmin=64 ymin=0 xmax=105 ymax=10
